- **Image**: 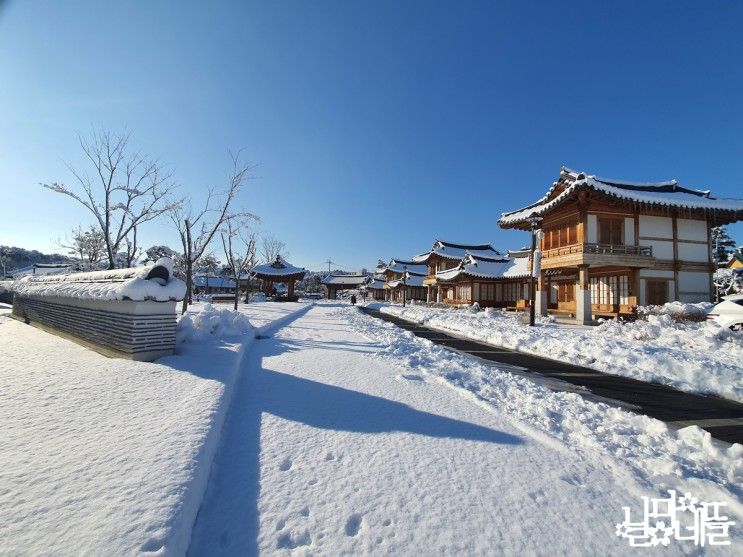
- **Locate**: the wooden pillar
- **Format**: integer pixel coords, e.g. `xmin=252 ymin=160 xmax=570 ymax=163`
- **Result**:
xmin=535 ymin=271 xmax=548 ymax=316
xmin=288 ymin=279 xmax=295 ymax=298
xmin=576 ymin=264 xmax=592 ymax=324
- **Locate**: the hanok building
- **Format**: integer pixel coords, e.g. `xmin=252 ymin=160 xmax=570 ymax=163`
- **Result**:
xmin=381 ymin=258 xmax=428 ymax=303
xmin=433 ymin=251 xmax=530 ymax=308
xmin=322 ymin=274 xmax=368 ymax=299
xmin=499 ymin=167 xmax=743 ymax=323
xmin=251 ymin=256 xmax=307 ymax=301
xmin=413 ymin=240 xmax=504 ymax=303
xmin=363 ymin=274 xmax=388 ymax=301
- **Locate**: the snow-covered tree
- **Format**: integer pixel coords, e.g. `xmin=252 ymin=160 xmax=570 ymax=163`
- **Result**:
xmin=60 ymin=225 xmax=106 ymax=270
xmin=142 ymin=245 xmax=186 ymax=278
xmin=194 ymin=254 xmax=222 ymax=276
xmin=711 ymin=226 xmax=737 ymax=267
xmin=714 ymin=268 xmax=743 ymax=300
xmin=41 ymin=129 xmax=179 ymax=269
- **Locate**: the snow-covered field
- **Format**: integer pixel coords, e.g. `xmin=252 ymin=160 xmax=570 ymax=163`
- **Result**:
xmin=369 ymin=302 xmax=743 ymax=403
xmin=189 ymin=302 xmax=742 ymax=555
xmin=0 ymin=301 xmax=308 ymax=556
xmin=2 ymin=299 xmax=741 ymax=555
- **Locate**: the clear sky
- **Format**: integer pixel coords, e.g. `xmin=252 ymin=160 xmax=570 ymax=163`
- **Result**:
xmin=1 ymin=0 xmax=742 ymax=272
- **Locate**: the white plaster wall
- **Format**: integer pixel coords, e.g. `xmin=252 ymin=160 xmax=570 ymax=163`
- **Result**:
xmin=586 ymin=214 xmax=598 ymax=243
xmin=639 ymin=215 xmax=673 ymax=238
xmin=646 ymin=239 xmax=674 ymax=260
xmin=677 ymin=242 xmax=709 ymax=262
xmin=640 ymin=269 xmax=675 ymax=279
xmin=624 ymin=217 xmax=635 ymax=245
xmin=677 ymin=218 xmax=707 ymax=241
xmin=678 ymin=271 xmax=710 ymax=294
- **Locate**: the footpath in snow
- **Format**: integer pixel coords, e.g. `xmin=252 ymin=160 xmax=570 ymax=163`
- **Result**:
xmin=369 ymin=302 xmax=743 ymax=403
xmin=0 ymin=301 xmax=308 ymax=556
xmin=188 ymin=302 xmax=742 ymax=555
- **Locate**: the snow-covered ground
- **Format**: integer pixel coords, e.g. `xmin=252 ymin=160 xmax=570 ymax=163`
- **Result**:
xmin=368 ymin=302 xmax=743 ymax=403
xmin=189 ymin=302 xmax=742 ymax=555
xmin=0 ymin=301 xmax=308 ymax=556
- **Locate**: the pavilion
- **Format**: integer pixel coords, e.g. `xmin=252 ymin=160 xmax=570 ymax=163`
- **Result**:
xmin=322 ymin=274 xmax=368 ymax=299
xmin=251 ymin=256 xmax=306 ymax=301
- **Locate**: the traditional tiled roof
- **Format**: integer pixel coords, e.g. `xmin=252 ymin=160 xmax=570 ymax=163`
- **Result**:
xmin=251 ymin=256 xmax=306 ymax=279
xmin=384 ymin=258 xmax=429 ymax=275
xmin=435 ymin=254 xmax=529 ymax=282
xmin=322 ymin=274 xmax=368 ymax=286
xmin=365 ymin=275 xmax=388 ymax=290
xmin=412 ymin=240 xmax=502 ymax=263
xmin=193 ymin=276 xmax=237 ymax=289
xmin=499 ymin=167 xmax=743 ymax=228
xmin=386 ymin=274 xmax=426 ymax=288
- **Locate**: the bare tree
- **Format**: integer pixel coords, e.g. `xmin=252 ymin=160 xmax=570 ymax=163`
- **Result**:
xmin=59 ymin=225 xmax=106 ymax=270
xmin=221 ymin=218 xmax=257 ymax=310
xmin=260 ymin=234 xmax=286 ymax=264
xmin=41 ymin=129 xmax=179 ymax=269
xmin=170 ymin=153 xmax=256 ymax=314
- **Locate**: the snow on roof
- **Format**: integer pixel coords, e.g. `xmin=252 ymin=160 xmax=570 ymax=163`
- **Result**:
xmin=385 ymin=258 xmax=429 ymax=275
xmin=387 ymin=274 xmax=426 ymax=288
xmin=193 ymin=276 xmax=237 ymax=289
xmin=322 ymin=274 xmax=368 ymax=286
xmin=11 ymin=258 xmax=185 ymax=302
xmin=436 ymin=254 xmax=529 ymax=282
xmin=412 ymin=240 xmax=502 ymax=263
xmin=499 ymin=167 xmax=743 ymax=227
xmin=251 ymin=256 xmax=306 ymax=279
xmin=366 ymin=276 xmax=388 ymax=290
xmin=8 ymin=263 xmax=75 ymax=278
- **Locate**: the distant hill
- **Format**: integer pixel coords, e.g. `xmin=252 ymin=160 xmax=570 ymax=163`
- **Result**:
xmin=1 ymin=245 xmax=75 ymax=274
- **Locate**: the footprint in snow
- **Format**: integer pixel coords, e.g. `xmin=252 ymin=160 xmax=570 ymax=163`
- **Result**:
xmin=276 ymin=530 xmax=312 ymax=549
xmin=345 ymin=514 xmax=363 ymax=537
xmin=279 ymin=457 xmax=292 ymax=471
xmin=300 ymin=506 xmax=310 ymax=517
xmin=398 ymin=374 xmax=424 ymax=382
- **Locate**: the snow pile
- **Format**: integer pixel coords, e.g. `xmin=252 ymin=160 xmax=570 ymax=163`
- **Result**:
xmin=342 ymin=307 xmax=743 ymax=513
xmin=177 ymin=303 xmax=254 ymax=344
xmin=11 ymin=258 xmax=186 ymax=302
xmin=371 ymin=303 xmax=743 ymax=402
xmin=636 ymin=301 xmax=713 ymax=322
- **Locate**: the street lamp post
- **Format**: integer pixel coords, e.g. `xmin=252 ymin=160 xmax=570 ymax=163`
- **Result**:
xmin=402 ymin=265 xmax=407 ymax=307
xmin=527 ymin=213 xmax=543 ymax=326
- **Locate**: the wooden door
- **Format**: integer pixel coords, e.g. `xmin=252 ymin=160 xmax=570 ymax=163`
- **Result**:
xmin=646 ymin=280 xmax=668 ymax=306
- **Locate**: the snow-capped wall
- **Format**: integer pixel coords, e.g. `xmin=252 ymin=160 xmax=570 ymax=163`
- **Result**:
xmin=10 ymin=259 xmax=182 ymax=361
xmin=11 ymin=258 xmax=185 ymax=302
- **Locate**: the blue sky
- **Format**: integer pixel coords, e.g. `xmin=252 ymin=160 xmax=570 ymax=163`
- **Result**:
xmin=1 ymin=1 xmax=742 ymax=271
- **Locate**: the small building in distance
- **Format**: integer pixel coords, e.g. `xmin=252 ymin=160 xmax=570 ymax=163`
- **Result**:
xmin=251 ymin=256 xmax=307 ymax=301
xmin=381 ymin=258 xmax=427 ymax=303
xmin=322 ymin=274 xmax=368 ymax=300
xmin=363 ymin=274 xmax=387 ymax=301
xmin=413 ymin=240 xmax=505 ymax=304
xmin=499 ymin=167 xmax=743 ymax=323
xmin=433 ymin=251 xmax=530 ymax=308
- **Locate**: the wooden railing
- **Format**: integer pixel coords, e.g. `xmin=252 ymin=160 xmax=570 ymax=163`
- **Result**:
xmin=543 ymin=243 xmax=652 ymax=258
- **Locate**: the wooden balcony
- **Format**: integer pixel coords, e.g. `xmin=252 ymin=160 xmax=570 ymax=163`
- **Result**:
xmin=541 ymin=243 xmax=653 ymax=269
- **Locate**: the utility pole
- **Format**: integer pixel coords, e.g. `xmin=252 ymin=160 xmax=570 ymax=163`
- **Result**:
xmin=325 ymin=258 xmax=334 ymax=274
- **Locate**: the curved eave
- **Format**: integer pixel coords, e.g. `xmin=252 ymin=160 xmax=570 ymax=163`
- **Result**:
xmin=499 ymin=181 xmax=743 ymax=230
